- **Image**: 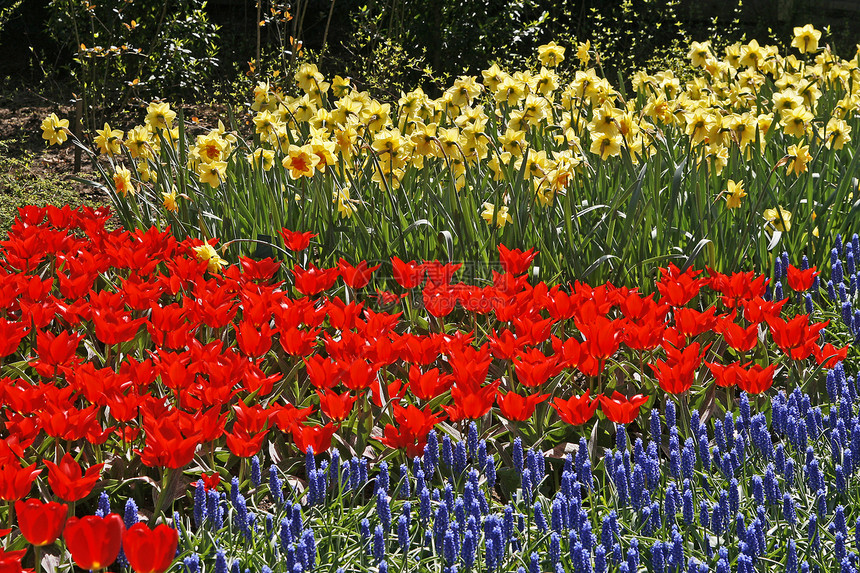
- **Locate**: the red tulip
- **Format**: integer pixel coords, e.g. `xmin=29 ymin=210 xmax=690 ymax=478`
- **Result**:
xmin=0 ymin=462 xmax=41 ymax=501
xmin=488 ymin=329 xmax=526 ymax=360
xmin=337 ymin=259 xmax=380 ymax=289
xmin=513 ymin=315 xmax=554 ymax=344
xmin=232 ymin=401 xmax=273 ymax=434
xmin=15 ymin=498 xmax=67 ymax=546
xmin=391 ymin=257 xmax=424 ymax=289
xmin=551 ymin=391 xmax=599 ymax=426
xmin=407 ymin=366 xmax=453 ymax=401
xmin=599 ymin=392 xmax=649 ymax=424
xmin=376 ymin=404 xmax=446 ymax=457
xmin=674 ymin=307 xmax=718 ymax=338
xmin=708 ymin=269 xmax=769 ymax=308
xmin=577 ymin=316 xmax=621 ymax=367
xmin=444 ymin=380 xmax=500 ymax=421
xmin=270 ymin=403 xmax=313 ymax=433
xmin=279 ymin=228 xmax=316 ymax=251
xmin=423 ymin=261 xmax=461 ymax=286
xmin=551 ymin=336 xmax=583 ymax=369
xmin=449 ymin=345 xmax=492 ymax=387
xmin=292 ymin=423 xmax=337 ymax=455
xmin=706 ymin=361 xmax=745 ymax=388
xmin=716 ymin=318 xmax=759 ymax=353
xmin=786 ymin=265 xmax=818 ymax=292
xmin=656 ymin=263 xmax=706 ymax=307
xmin=194 ymin=472 xmax=220 ymax=491
xmin=63 ymin=513 xmax=125 ymax=571
xmin=621 ymin=318 xmax=666 ymax=352
xmin=235 ymin=320 xmax=274 ymax=358
xmin=514 ymin=349 xmax=562 ymax=388
xmin=0 ymin=549 xmax=25 ymax=573
xmin=423 ymin=284 xmax=458 ymax=317
xmin=92 ymin=309 xmax=147 ymax=345
xmin=316 ymin=389 xmax=357 ymax=422
xmin=736 ymin=363 xmax=778 ymax=394
xmin=813 ymin=343 xmax=849 ymax=369
xmin=0 ymin=319 xmax=27 ymax=358
xmin=30 ymin=330 xmax=83 ymax=377
xmin=122 ymin=522 xmax=179 ymax=573
xmin=292 ymin=264 xmax=338 ymax=295
xmin=497 ymin=391 xmax=550 ymax=422
xmin=136 ymin=419 xmax=201 ymax=469
xmin=766 ymin=315 xmax=828 ymax=360
xmin=225 ymin=427 xmax=268 ymax=458
xmin=649 ymin=342 xmax=707 ymax=395
xmin=497 ymin=244 xmax=538 ymax=275
xmin=44 ymin=454 xmax=103 ymax=502
xmin=278 ymin=326 xmax=319 ymax=356
xmin=238 ymin=256 xmax=281 ymax=282
xmin=743 ymin=296 xmax=786 ymax=324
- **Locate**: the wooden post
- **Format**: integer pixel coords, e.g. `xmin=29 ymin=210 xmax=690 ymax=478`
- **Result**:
xmin=256 ymin=0 xmax=261 ymax=73
xmin=73 ymin=98 xmax=83 ymax=173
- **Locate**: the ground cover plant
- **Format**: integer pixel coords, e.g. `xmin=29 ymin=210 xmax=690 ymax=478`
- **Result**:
xmin=41 ymin=26 xmax=860 ymax=287
xmin=0 ymin=204 xmax=856 ymax=573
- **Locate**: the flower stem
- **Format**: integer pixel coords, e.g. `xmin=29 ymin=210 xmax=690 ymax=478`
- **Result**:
xmin=152 ymin=467 xmax=175 ymax=522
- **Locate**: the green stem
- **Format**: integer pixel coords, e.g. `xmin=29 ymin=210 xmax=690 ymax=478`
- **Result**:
xmin=152 ymin=467 xmax=174 ymax=522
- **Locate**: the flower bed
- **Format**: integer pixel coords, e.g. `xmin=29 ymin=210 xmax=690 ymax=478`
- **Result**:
xmin=0 ymin=204 xmax=856 ymax=572
xmin=41 ymin=27 xmax=860 ymax=286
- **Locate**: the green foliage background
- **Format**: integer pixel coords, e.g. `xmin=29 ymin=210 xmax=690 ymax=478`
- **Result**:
xmin=3 ymin=0 xmax=860 ymax=104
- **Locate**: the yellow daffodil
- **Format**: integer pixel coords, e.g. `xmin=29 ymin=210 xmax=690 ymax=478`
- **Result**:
xmin=331 ymin=75 xmax=352 ymax=98
xmin=538 ymin=41 xmax=566 ymax=67
xmin=295 ymin=63 xmax=324 ymax=93
xmin=825 ymin=117 xmax=851 ymax=150
xmin=688 ymin=41 xmax=711 ymax=68
xmin=283 ymin=144 xmax=319 ymax=179
xmin=726 ymin=113 xmax=757 ymax=151
xmin=145 ymin=102 xmax=176 ymax=130
xmin=763 ymin=206 xmax=792 ymax=232
xmin=41 ymin=113 xmax=69 ymax=146
xmin=448 ymin=76 xmax=483 ymax=108
xmin=589 ymin=132 xmax=622 ymax=160
xmin=311 ymin=139 xmax=338 ymax=171
xmin=162 ymin=189 xmax=179 ymax=212
xmin=137 ymin=161 xmax=156 ymax=183
xmin=786 ymin=140 xmax=812 ymax=176
xmin=576 ymin=41 xmax=590 ymax=66
xmin=251 ymin=81 xmax=275 ymax=112
xmin=250 ymin=147 xmax=276 ymax=170
xmin=125 ymin=125 xmax=152 ymax=159
xmin=724 ymin=180 xmax=747 ymax=209
xmin=333 ymin=186 xmax=358 ymax=218
xmin=780 ymin=106 xmax=813 ymax=138
xmin=112 ymin=166 xmax=134 ymax=197
xmin=481 ymin=64 xmax=507 ymax=92
xmin=94 ymin=123 xmax=124 ymax=156
xmin=192 ymin=243 xmax=228 ymax=273
xmin=197 ymin=160 xmax=227 ymax=188
xmin=516 ymin=149 xmax=551 ymax=179
xmin=772 ymin=89 xmax=804 ymax=113
xmin=481 ymin=202 xmax=512 ymax=228
xmin=739 ymin=39 xmax=765 ymax=69
xmin=193 ymin=132 xmax=229 ymax=164
xmin=703 ymin=144 xmax=729 ymax=175
xmin=792 ymin=24 xmax=821 ymax=54
xmin=683 ymin=107 xmax=715 ymax=146
xmin=363 ymin=100 xmax=391 ymax=133
xmin=253 ymin=111 xmax=279 ymax=138
xmin=488 ymin=151 xmax=512 ymax=181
